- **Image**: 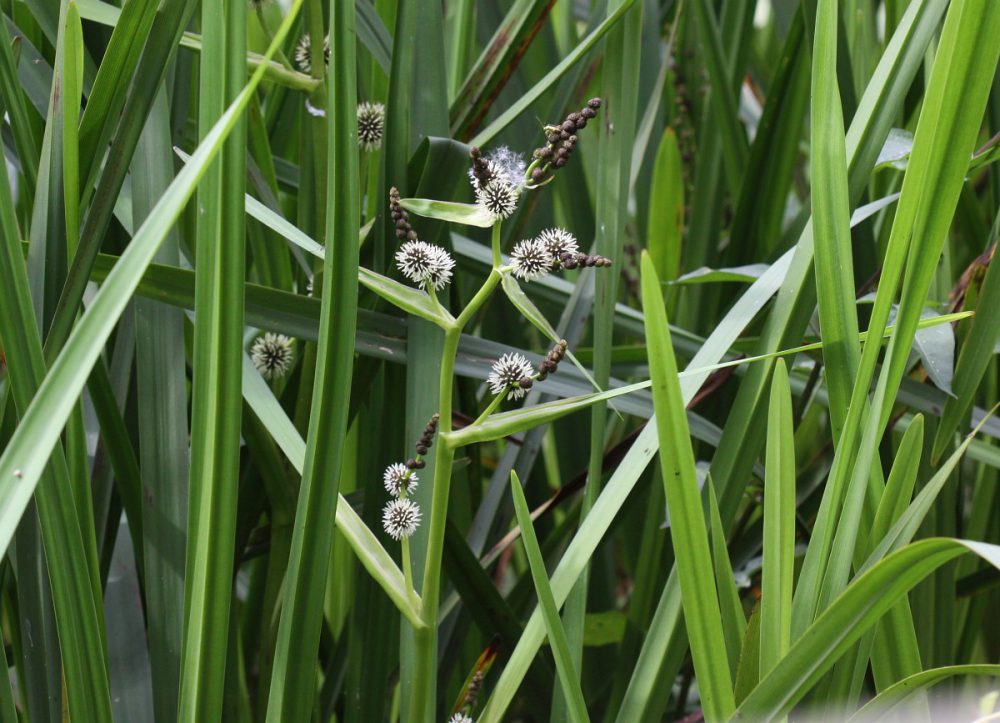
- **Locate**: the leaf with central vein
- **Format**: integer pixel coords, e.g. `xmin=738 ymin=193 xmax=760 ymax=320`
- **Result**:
xmin=265 ymin=1 xmax=362 ymax=718
xmin=810 ymin=0 xmax=861 ymax=439
xmin=640 ymin=251 xmax=735 ymax=721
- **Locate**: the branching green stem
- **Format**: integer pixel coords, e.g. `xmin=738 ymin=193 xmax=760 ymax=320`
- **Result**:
xmin=407 ymin=222 xmax=506 ymax=720
xmin=491 ymin=219 xmax=503 ymax=267
xmin=471 ymin=391 xmax=508 ymax=427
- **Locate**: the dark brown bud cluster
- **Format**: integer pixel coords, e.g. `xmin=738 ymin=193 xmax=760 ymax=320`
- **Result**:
xmin=536 ymin=339 xmax=568 ymax=381
xmin=389 ymin=187 xmax=417 ymax=242
xmin=469 ymin=146 xmax=495 ymax=189
xmin=462 ymin=671 xmax=485 ymax=710
xmin=559 ymin=252 xmax=612 ymax=270
xmin=530 ymin=98 xmax=602 ymax=184
xmin=406 ymin=413 xmax=440 ymax=469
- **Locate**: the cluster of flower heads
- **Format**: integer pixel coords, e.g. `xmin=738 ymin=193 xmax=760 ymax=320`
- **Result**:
xmin=293 ymin=33 xmax=330 ymax=74
xmin=251 ymin=333 xmax=294 ymax=380
xmin=357 ymin=102 xmax=385 ymax=151
xmin=381 ymin=414 xmax=439 ymax=541
xmin=529 ymin=98 xmax=602 ymax=185
xmin=510 ymin=228 xmax=612 ymax=281
xmin=469 ymin=146 xmax=525 ymax=222
xmin=390 ymin=188 xmax=457 ymax=292
xmin=487 ymin=340 xmax=569 ymax=400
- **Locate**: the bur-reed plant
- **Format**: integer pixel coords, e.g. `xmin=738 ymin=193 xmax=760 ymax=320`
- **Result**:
xmin=0 ymin=0 xmax=1000 ymax=721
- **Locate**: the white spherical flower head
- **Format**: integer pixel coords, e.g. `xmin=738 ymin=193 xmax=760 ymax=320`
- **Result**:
xmin=250 ymin=333 xmax=294 ymax=380
xmin=383 ymin=463 xmax=418 ymax=496
xmin=449 ymin=715 xmax=474 ymax=723
xmin=476 ymin=179 xmax=519 ymax=221
xmin=357 ymin=102 xmax=385 ymax=151
xmin=382 ymin=498 xmax=421 ymax=540
xmin=396 ymin=240 xmax=436 ymax=284
xmin=487 ymin=352 xmax=535 ymax=400
xmin=395 ymin=241 xmax=455 ymax=291
xmin=424 ymin=245 xmax=456 ymax=291
xmin=294 ymin=33 xmax=330 ymax=74
xmin=537 ymin=227 xmax=579 ymax=263
xmin=510 ymin=238 xmax=553 ymax=281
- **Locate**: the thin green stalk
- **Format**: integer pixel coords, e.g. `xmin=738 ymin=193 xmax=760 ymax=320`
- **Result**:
xmin=471 ymin=391 xmax=507 ymax=427
xmin=407 ymin=328 xmax=460 ymax=721
xmin=455 ymin=271 xmax=503 ymax=329
xmin=401 ymin=535 xmax=417 ymax=609
xmin=255 ymin=6 xmax=293 ymax=70
xmin=491 ymin=220 xmax=502 ymax=267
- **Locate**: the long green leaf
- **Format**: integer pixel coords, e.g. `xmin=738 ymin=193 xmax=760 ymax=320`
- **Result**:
xmin=265 ymin=0 xmax=361 ymax=717
xmin=176 ymin=1 xmax=248 ymax=718
xmin=44 ymin=0 xmax=199 ymax=358
xmin=807 ymin=0 xmax=1000 ymax=625
xmin=131 ymin=88 xmax=188 ymax=723
xmin=707 ymin=477 xmax=747 ymax=680
xmin=646 ymin=127 xmax=683 ymax=312
xmin=509 ymin=471 xmax=590 ymax=723
xmin=734 ymin=539 xmax=1000 ymax=720
xmin=640 ymin=251 xmax=734 ymax=721
xmin=0 ymin=57 xmax=113 ymax=723
xmin=446 ymin=381 xmax=651 ymax=448
xmin=847 ymin=665 xmax=1000 ymax=721
xmin=809 ymin=0 xmax=861 ymax=438
xmin=399 ymin=197 xmax=495 ymax=227
xmin=760 ymin=359 xmax=795 ymax=677
xmin=690 ymin=0 xmax=749 ymax=197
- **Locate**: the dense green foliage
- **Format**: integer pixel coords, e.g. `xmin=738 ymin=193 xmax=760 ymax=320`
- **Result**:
xmin=0 ymin=0 xmax=999 ymax=721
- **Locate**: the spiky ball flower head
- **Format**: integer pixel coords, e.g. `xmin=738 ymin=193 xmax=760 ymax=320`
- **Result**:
xmin=356 ymin=102 xmax=385 ymax=151
xmin=510 ymin=238 xmax=553 ymax=281
xmin=251 ymin=333 xmax=294 ymax=380
xmin=449 ymin=715 xmax=474 ymax=723
xmin=537 ymin=228 xmax=579 ymax=264
xmin=383 ymin=463 xmax=418 ymax=496
xmin=476 ymin=179 xmax=519 ymax=221
xmin=488 ymin=353 xmax=535 ymax=400
xmin=294 ymin=33 xmax=330 ymax=74
xmin=395 ymin=241 xmax=456 ymax=291
xmin=382 ymin=498 xmax=421 ymax=540
xmin=423 ymin=246 xmax=457 ymax=291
